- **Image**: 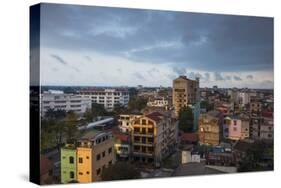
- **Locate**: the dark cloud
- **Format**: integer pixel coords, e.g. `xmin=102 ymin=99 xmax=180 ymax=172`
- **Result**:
xmin=246 ymin=75 xmax=254 ymax=80
xmin=214 ymin=72 xmax=224 ymax=81
xmin=50 ymin=54 xmax=80 ymax=72
xmin=173 ymin=67 xmax=186 ymax=75
xmin=233 ymin=75 xmax=242 ymax=81
xmin=85 ymin=56 xmax=93 ymax=62
xmin=41 ymin=4 xmax=273 ymax=72
xmin=147 ymin=67 xmax=159 ymax=76
xmin=225 ymin=75 xmax=232 ymax=80
xmin=50 ymin=54 xmax=68 ymax=65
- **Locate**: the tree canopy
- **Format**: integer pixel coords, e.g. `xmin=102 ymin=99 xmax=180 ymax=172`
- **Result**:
xmin=101 ymin=162 xmax=140 ymax=181
xmin=178 ymin=106 xmax=194 ymax=132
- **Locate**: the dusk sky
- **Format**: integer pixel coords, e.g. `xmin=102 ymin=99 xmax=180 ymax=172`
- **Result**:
xmin=39 ymin=3 xmax=274 ymax=89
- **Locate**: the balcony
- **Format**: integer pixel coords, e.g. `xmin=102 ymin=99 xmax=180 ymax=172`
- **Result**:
xmin=133 ymin=141 xmax=153 ymax=146
xmin=133 ymin=132 xmax=154 ymax=137
xmin=133 ymin=151 xmax=154 ymax=157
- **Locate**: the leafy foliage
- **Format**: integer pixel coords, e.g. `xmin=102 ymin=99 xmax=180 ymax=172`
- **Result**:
xmin=128 ymin=96 xmax=148 ymax=112
xmin=238 ymin=141 xmax=273 ymax=172
xmin=101 ymin=162 xmax=140 ymax=181
xmin=41 ymin=110 xmax=79 ymax=152
xmin=178 ymin=106 xmax=194 ymax=132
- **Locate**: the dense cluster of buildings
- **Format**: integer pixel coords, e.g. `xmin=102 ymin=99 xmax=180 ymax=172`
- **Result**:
xmin=40 ymin=75 xmax=273 ymax=184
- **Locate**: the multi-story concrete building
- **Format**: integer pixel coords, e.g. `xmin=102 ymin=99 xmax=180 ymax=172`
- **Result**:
xmin=223 ymin=117 xmax=249 ymax=140
xmin=130 ymin=112 xmax=178 ymax=167
xmin=228 ymin=89 xmax=240 ymax=104
xmin=199 ymin=112 xmax=220 ymax=146
xmin=239 ymin=91 xmax=256 ymax=107
xmin=118 ymin=114 xmax=142 ymax=133
xmin=60 ymin=145 xmax=77 ymax=184
xmin=251 ymin=117 xmax=273 ymax=140
xmin=79 ymin=88 xmax=129 ymax=111
xmin=60 ymin=131 xmax=115 ymax=183
xmin=172 ymin=76 xmax=200 ymax=116
xmin=41 ymin=91 xmax=91 ymax=116
xmin=77 ymin=131 xmax=115 ymax=182
xmin=250 ymin=99 xmax=262 ymax=117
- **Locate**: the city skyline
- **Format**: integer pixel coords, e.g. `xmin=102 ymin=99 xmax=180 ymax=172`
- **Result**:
xmin=39 ymin=3 xmax=273 ymax=89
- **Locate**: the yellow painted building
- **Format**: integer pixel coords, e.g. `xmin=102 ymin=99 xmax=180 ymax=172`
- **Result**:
xmin=77 ymin=146 xmax=92 ymax=183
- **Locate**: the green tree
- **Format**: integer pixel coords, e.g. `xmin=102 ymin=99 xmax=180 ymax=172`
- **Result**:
xmin=178 ymin=106 xmax=194 ymax=132
xmin=91 ymin=103 xmax=107 ymax=117
xmin=113 ymin=103 xmax=127 ymax=114
xmin=238 ymin=141 xmax=273 ymax=172
xmin=83 ymin=109 xmax=94 ymax=122
xmin=101 ymin=162 xmax=140 ymax=181
xmin=44 ymin=109 xmax=66 ymax=120
xmin=200 ymin=100 xmax=214 ymax=112
xmin=128 ymin=97 xmax=147 ymax=112
xmin=64 ymin=111 xmax=78 ymax=142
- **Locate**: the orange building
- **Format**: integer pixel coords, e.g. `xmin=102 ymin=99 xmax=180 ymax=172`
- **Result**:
xmin=77 ymin=146 xmax=92 ymax=183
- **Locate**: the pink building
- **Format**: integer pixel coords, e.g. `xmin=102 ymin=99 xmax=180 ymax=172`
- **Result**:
xmin=223 ymin=117 xmax=249 ymax=140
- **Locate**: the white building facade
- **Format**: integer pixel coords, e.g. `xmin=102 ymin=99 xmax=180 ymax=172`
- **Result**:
xmin=41 ymin=92 xmax=91 ymax=116
xmin=147 ymin=97 xmax=169 ymax=108
xmin=79 ymin=88 xmax=130 ymax=111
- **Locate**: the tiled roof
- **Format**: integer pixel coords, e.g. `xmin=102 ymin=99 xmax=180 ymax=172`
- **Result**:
xmin=180 ymin=132 xmax=198 ymax=142
xmin=145 ymin=112 xmax=163 ymax=122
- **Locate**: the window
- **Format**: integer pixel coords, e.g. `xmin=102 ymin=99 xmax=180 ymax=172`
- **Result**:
xmin=86 ymin=156 xmax=89 ymax=159
xmin=102 ymin=151 xmax=106 ymax=157
xmin=96 ymin=154 xmax=101 ymax=161
xmin=86 ymin=171 xmax=90 ymax=175
xmin=108 ymin=147 xmax=112 ymax=154
xmin=69 ymin=156 xmax=74 ymax=164
xmin=109 ymin=160 xmax=112 ymax=165
xmin=79 ymin=157 xmax=83 ymax=163
xmin=96 ymin=168 xmax=101 ymax=175
xmin=233 ymin=127 xmax=237 ymax=131
xmin=79 ymin=172 xmax=83 ymax=175
xmin=70 ymin=171 xmax=75 ymax=179
xmin=233 ymin=120 xmax=237 ymax=125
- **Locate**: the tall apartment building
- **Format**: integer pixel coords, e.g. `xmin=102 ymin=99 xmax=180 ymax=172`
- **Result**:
xmin=173 ymin=76 xmax=200 ymax=116
xmin=172 ymin=76 xmax=200 ymax=131
xmin=130 ymin=112 xmax=178 ymax=167
xmin=60 ymin=131 xmax=115 ymax=183
xmin=79 ymin=88 xmax=129 ymax=111
xmin=199 ymin=112 xmax=220 ymax=146
xmin=118 ymin=114 xmax=142 ymax=133
xmin=41 ymin=92 xmax=91 ymax=116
